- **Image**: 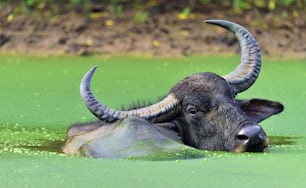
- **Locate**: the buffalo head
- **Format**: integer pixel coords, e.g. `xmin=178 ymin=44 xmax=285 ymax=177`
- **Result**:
xmin=64 ymin=20 xmax=283 ymax=158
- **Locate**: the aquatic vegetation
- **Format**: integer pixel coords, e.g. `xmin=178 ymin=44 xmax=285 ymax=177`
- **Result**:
xmin=0 ymin=55 xmax=305 ymax=188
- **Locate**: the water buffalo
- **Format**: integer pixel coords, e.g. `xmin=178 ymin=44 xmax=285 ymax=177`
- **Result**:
xmin=63 ymin=20 xmax=284 ymax=159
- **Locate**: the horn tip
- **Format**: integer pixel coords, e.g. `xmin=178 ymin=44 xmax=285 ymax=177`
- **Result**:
xmin=204 ymin=19 xmax=238 ymax=30
xmin=91 ymin=65 xmax=98 ymax=71
xmin=87 ymin=66 xmax=98 ymax=77
xmin=204 ymin=19 xmax=225 ymax=24
xmin=80 ymin=66 xmax=99 ymax=96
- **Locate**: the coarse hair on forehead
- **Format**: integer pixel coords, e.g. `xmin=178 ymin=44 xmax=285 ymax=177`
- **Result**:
xmin=169 ymin=72 xmax=235 ymax=100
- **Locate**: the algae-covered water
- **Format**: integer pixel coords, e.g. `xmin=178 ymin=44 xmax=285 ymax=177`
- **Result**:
xmin=0 ymin=55 xmax=305 ymax=187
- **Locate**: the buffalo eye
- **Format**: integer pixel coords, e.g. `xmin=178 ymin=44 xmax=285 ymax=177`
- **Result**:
xmin=187 ymin=105 xmax=198 ymax=115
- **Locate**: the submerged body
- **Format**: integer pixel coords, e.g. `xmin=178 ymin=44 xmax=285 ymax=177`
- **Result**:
xmin=64 ymin=117 xmax=205 ymax=159
xmin=63 ymin=20 xmax=283 ymax=159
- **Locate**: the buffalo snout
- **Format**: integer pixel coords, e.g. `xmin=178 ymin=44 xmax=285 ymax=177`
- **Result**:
xmin=235 ymin=125 xmax=268 ymax=152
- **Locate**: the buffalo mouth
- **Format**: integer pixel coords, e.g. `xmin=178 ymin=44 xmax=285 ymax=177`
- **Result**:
xmin=245 ymin=141 xmax=268 ymax=152
xmin=233 ymin=136 xmax=269 ymax=153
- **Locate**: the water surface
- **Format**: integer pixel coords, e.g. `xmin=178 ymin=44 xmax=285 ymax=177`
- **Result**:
xmin=0 ymin=55 xmax=305 ymax=188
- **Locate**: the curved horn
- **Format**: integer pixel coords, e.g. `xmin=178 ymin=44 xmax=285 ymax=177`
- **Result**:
xmin=205 ymin=20 xmax=261 ymax=93
xmin=80 ymin=66 xmax=179 ymax=122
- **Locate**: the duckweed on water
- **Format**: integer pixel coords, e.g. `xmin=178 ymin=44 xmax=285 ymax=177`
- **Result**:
xmin=0 ymin=55 xmax=306 ymax=188
xmin=0 ymin=123 xmax=65 ymax=156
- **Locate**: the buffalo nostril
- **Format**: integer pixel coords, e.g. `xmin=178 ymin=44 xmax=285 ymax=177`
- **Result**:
xmin=236 ymin=134 xmax=249 ymax=141
xmin=237 ymin=125 xmax=262 ymax=141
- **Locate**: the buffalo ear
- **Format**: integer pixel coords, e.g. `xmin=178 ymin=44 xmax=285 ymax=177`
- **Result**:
xmin=239 ymin=99 xmax=284 ymax=123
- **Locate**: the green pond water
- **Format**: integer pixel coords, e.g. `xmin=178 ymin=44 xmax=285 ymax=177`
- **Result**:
xmin=0 ymin=55 xmax=305 ymax=187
